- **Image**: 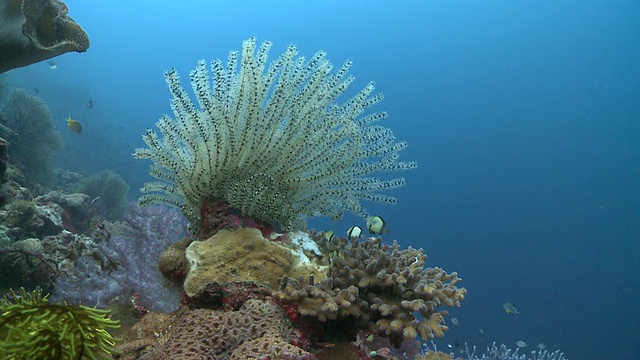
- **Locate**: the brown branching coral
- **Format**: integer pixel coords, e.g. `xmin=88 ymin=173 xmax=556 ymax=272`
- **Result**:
xmin=278 ymin=237 xmax=466 ymax=344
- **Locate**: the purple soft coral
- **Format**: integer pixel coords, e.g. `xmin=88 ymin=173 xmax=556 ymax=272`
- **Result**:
xmin=51 ymin=204 xmax=187 ymax=312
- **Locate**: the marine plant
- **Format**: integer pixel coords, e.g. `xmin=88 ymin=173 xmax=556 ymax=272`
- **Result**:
xmin=80 ymin=169 xmax=130 ymax=220
xmin=0 ymin=88 xmax=63 ymax=188
xmin=134 ymin=37 xmax=417 ymax=231
xmin=0 ymin=288 xmax=120 ymax=359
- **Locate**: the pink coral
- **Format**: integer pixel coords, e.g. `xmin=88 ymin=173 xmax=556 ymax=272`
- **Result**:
xmin=197 ymin=200 xmax=282 ymax=240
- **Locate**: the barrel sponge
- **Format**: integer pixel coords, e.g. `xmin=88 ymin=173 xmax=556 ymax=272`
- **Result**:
xmin=118 ymin=299 xmax=311 ymax=359
xmin=183 ymin=227 xmax=326 ymax=297
xmin=278 ymin=237 xmax=466 ymax=342
xmin=0 ymin=0 xmax=90 ymax=74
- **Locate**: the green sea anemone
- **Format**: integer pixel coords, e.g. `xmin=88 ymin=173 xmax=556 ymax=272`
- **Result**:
xmin=0 ymin=288 xmax=120 ymax=359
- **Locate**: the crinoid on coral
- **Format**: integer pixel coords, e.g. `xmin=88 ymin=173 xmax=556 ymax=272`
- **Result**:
xmin=134 ymin=37 xmax=416 ymax=232
xmin=0 ymin=288 xmax=119 ymax=359
xmin=0 ymin=88 xmax=63 ymax=188
xmin=278 ymin=236 xmax=466 ymax=346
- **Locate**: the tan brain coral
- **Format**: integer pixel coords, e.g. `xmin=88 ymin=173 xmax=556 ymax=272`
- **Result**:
xmin=118 ymin=299 xmax=311 ymax=359
xmin=184 ymin=228 xmax=327 ymax=297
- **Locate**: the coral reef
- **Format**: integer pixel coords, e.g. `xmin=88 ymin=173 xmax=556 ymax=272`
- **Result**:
xmin=80 ymin=169 xmax=130 ymax=220
xmin=0 ymin=237 xmax=57 ymax=291
xmin=0 ymin=137 xmax=7 ymax=207
xmin=134 ymin=37 xmax=416 ymax=232
xmin=0 ymin=288 xmax=119 ymax=359
xmin=158 ymin=236 xmax=192 ymax=282
xmin=0 ymin=0 xmax=90 ymax=74
xmin=184 ymin=228 xmax=326 ymax=297
xmin=416 ymin=351 xmax=454 ymax=360
xmin=116 ymin=298 xmax=313 ymax=359
xmin=278 ymin=236 xmax=466 ymax=346
xmin=0 ymin=172 xmax=110 ymax=294
xmin=0 ymin=88 xmax=63 ymax=188
xmin=352 ymin=330 xmax=423 ymax=359
xmin=38 ymin=190 xmax=91 ymax=233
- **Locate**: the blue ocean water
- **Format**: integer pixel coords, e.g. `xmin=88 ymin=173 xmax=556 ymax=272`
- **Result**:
xmin=6 ymin=1 xmax=639 ymax=358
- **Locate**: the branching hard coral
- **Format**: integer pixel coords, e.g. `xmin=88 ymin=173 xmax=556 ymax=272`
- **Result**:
xmin=0 ymin=88 xmax=63 ymax=187
xmin=0 ymin=288 xmax=119 ymax=359
xmin=278 ymin=237 xmax=466 ymax=346
xmin=134 ymin=37 xmax=416 ymax=231
xmin=461 ymin=342 xmax=568 ymax=360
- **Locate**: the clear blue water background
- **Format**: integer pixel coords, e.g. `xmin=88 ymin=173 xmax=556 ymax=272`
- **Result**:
xmin=6 ymin=1 xmax=639 ymax=358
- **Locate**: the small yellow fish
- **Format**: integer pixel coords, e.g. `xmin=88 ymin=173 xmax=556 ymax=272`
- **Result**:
xmin=366 ymin=215 xmax=389 ymax=235
xmin=503 ymin=302 xmax=519 ymax=315
xmin=66 ymin=117 xmax=82 ymax=133
xmin=324 ymin=230 xmax=335 ymax=242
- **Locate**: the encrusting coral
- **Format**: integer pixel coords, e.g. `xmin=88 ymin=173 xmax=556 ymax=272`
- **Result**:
xmin=184 ymin=228 xmax=327 ymax=297
xmin=134 ymin=37 xmax=416 ymax=232
xmin=278 ymin=236 xmax=466 ymax=345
